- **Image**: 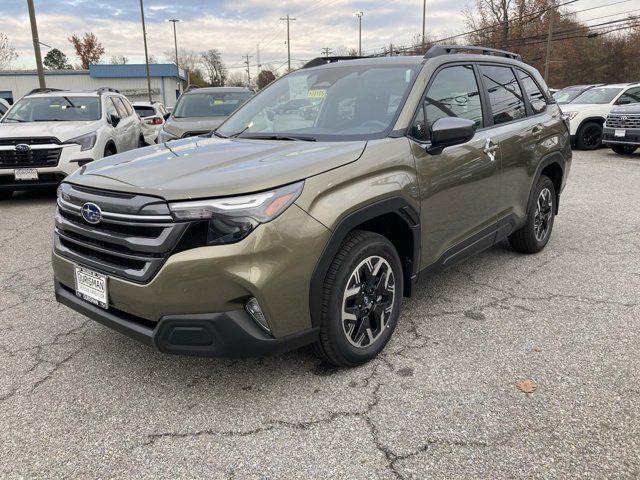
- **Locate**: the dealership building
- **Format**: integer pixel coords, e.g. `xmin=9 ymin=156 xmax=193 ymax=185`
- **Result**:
xmin=0 ymin=64 xmax=187 ymax=108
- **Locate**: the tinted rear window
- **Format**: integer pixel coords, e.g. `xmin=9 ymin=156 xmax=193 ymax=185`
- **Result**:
xmin=479 ymin=65 xmax=526 ymax=125
xmin=134 ymin=106 xmax=156 ymax=117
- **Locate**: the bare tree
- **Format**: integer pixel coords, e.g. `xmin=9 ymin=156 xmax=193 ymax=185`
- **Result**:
xmin=110 ymin=55 xmax=129 ymax=64
xmin=226 ymin=71 xmax=246 ymax=87
xmin=164 ymin=48 xmax=200 ymax=72
xmin=68 ymin=33 xmax=105 ymax=69
xmin=200 ymin=49 xmax=227 ymax=87
xmin=0 ymin=33 xmax=18 ymax=70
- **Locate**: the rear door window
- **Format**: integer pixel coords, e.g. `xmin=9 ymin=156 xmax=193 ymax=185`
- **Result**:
xmin=111 ymin=97 xmax=129 ymax=118
xmin=518 ymin=70 xmax=547 ymax=115
xmin=479 ymin=65 xmax=527 ymax=125
xmin=410 ymin=64 xmax=484 ymax=142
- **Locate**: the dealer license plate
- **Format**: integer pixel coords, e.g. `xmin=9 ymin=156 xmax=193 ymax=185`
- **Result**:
xmin=75 ymin=266 xmax=108 ymax=309
xmin=615 ymin=129 xmax=626 ymax=138
xmin=14 ymin=168 xmax=39 ymax=181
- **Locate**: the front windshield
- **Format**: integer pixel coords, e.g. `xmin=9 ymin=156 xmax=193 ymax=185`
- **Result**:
xmin=217 ymin=63 xmax=420 ymax=141
xmin=173 ymin=92 xmax=253 ymax=118
xmin=571 ymin=87 xmax=622 ymax=104
xmin=2 ymin=96 xmax=101 ymax=122
xmin=553 ymin=88 xmax=584 ymax=104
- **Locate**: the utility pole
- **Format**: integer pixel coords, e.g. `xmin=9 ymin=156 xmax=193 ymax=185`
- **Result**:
xmin=422 ymin=0 xmax=426 ymax=50
xmin=389 ymin=43 xmax=394 ymax=57
xmin=321 ymin=47 xmax=332 ymax=57
xmin=280 ymin=14 xmax=296 ymax=72
xmin=256 ymin=44 xmax=261 ymax=76
xmin=243 ymin=54 xmax=252 ymax=85
xmin=139 ymin=0 xmax=153 ymax=102
xmin=166 ymin=19 xmax=181 ymax=89
xmin=544 ymin=5 xmax=555 ymax=82
xmin=354 ymin=11 xmax=363 ymax=56
xmin=26 ymin=0 xmax=46 ymax=89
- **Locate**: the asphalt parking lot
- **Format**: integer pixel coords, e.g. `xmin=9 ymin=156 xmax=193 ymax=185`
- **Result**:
xmin=1 ymin=148 xmax=639 ymax=479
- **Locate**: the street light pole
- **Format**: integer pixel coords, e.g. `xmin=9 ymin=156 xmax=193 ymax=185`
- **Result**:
xmin=354 ymin=11 xmax=363 ymax=56
xmin=166 ymin=19 xmax=181 ymax=85
xmin=139 ymin=0 xmax=153 ymax=103
xmin=26 ymin=0 xmax=46 ymax=89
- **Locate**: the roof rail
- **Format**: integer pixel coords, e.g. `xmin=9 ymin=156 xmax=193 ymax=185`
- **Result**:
xmin=302 ymin=56 xmax=368 ymax=69
xmin=184 ymin=85 xmax=200 ymax=92
xmin=425 ymin=45 xmax=522 ymax=61
xmin=26 ymin=88 xmax=64 ymax=96
xmin=96 ymin=87 xmax=120 ymax=95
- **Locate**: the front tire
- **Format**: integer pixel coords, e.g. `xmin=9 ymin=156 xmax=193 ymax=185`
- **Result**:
xmin=509 ymin=175 xmax=556 ymax=254
xmin=313 ymin=230 xmax=403 ymax=367
xmin=575 ymin=121 xmax=603 ymax=150
xmin=610 ymin=144 xmax=638 ymax=155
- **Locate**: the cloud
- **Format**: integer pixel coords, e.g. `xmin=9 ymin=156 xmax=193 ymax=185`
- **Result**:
xmin=0 ymin=0 xmax=621 ymax=73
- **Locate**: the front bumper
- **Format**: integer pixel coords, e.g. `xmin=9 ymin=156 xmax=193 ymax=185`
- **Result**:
xmin=55 ymin=281 xmax=318 ymax=357
xmin=0 ymin=143 xmax=90 ymax=190
xmin=602 ymin=126 xmax=640 ymax=146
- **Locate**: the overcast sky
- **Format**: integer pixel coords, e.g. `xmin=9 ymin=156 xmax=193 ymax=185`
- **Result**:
xmin=1 ymin=0 xmax=630 ymax=74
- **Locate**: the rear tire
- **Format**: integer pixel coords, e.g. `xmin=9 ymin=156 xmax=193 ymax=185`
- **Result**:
xmin=0 ymin=189 xmax=13 ymax=200
xmin=610 ymin=144 xmax=638 ymax=155
xmin=312 ymin=230 xmax=403 ymax=367
xmin=509 ymin=175 xmax=556 ymax=254
xmin=575 ymin=121 xmax=603 ymax=150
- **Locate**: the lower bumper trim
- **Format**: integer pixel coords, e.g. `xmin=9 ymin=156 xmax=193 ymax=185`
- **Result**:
xmin=54 ymin=281 xmax=319 ymax=357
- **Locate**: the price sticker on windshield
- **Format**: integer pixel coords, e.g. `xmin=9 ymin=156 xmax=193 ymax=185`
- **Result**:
xmin=308 ymin=89 xmax=326 ymax=99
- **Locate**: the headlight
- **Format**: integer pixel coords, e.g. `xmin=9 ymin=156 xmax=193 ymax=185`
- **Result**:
xmin=169 ymin=181 xmax=303 ymax=245
xmin=158 ymin=128 xmax=179 ymax=143
xmin=64 ymin=131 xmax=97 ymax=151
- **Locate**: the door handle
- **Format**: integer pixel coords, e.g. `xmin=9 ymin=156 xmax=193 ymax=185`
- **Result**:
xmin=532 ymin=125 xmax=543 ymax=137
xmin=483 ymin=138 xmax=499 ymax=161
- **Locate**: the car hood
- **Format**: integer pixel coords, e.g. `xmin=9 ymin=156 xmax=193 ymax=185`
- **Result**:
xmin=559 ymin=104 xmax=607 ymax=114
xmin=66 ymin=136 xmax=367 ymax=200
xmin=609 ymin=104 xmax=640 ymax=115
xmin=164 ymin=116 xmax=227 ymax=137
xmin=0 ymin=121 xmax=101 ymax=142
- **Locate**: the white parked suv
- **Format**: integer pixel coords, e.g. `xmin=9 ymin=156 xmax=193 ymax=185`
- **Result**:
xmin=560 ymin=83 xmax=640 ymax=149
xmin=132 ymin=101 xmax=168 ymax=144
xmin=0 ymin=87 xmax=144 ymax=199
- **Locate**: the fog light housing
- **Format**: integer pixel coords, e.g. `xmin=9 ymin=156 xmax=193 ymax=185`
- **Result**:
xmin=245 ymin=297 xmax=270 ymax=333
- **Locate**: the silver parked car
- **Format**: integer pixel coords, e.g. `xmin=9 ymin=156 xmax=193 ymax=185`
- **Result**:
xmin=157 ymin=87 xmax=254 ymax=142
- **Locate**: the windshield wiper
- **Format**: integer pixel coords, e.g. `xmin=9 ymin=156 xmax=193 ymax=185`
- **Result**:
xmin=212 ymin=130 xmax=229 ymax=138
xmin=3 ymin=118 xmax=25 ymax=123
xmin=240 ymin=134 xmax=317 ymax=142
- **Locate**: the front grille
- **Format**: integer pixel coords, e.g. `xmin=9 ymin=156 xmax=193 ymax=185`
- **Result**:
xmin=605 ymin=114 xmax=640 ymax=129
xmin=54 ymin=183 xmax=189 ymax=283
xmin=0 ymin=137 xmax=60 ymax=146
xmin=0 ymin=148 xmax=62 ymax=167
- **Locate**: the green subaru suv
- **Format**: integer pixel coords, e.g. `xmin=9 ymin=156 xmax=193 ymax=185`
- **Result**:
xmin=53 ymin=45 xmax=571 ymax=367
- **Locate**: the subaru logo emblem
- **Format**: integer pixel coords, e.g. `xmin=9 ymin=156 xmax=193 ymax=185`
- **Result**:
xmin=81 ymin=202 xmax=102 ymax=224
xmin=15 ymin=144 xmax=30 ymax=153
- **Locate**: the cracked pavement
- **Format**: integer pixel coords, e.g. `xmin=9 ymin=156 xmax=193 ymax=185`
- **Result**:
xmin=1 ymin=149 xmax=639 ymax=479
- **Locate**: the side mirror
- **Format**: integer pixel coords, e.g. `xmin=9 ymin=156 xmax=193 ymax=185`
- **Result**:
xmin=426 ymin=117 xmax=476 ymax=155
xmin=616 ymin=97 xmax=631 ymax=105
xmin=163 ymin=112 xmax=171 ymax=120
xmin=109 ymin=114 xmax=121 ymax=127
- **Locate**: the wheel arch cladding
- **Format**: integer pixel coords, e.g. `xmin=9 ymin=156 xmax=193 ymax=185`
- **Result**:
xmin=309 ymin=197 xmax=420 ymax=328
xmin=529 ymin=152 xmax=565 ymax=216
xmin=105 ymin=140 xmax=117 ymax=153
xmin=578 ymin=116 xmax=605 ymax=130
